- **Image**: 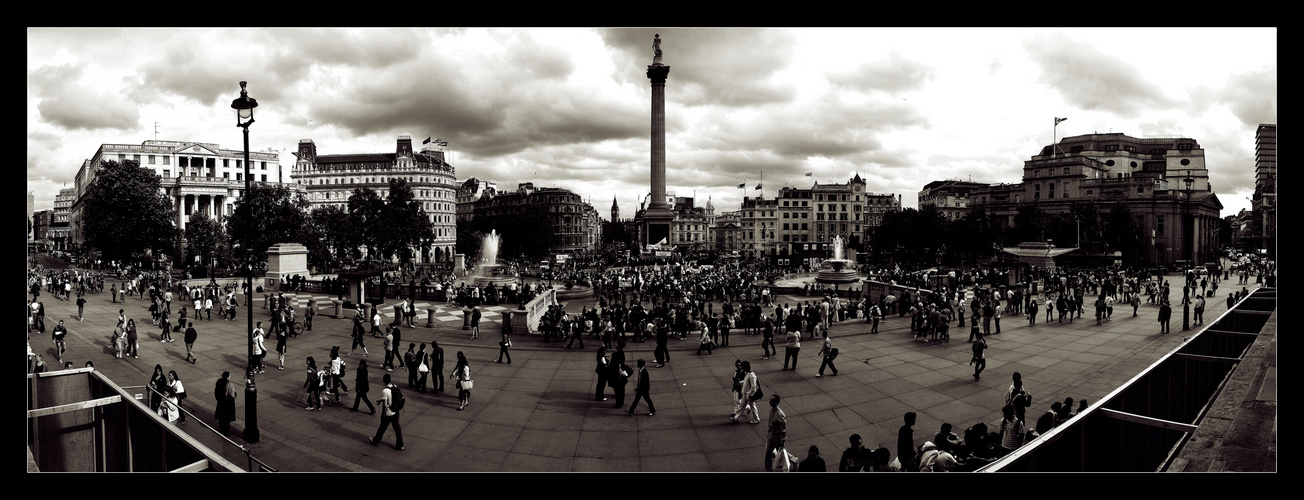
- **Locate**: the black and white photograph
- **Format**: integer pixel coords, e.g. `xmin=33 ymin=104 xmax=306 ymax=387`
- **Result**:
xmin=27 ymin=27 xmax=1275 ymax=472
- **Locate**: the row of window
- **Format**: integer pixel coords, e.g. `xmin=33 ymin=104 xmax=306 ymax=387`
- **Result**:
xmin=161 ymin=170 xmax=266 ymax=183
xmin=122 ymin=153 xmax=267 ymax=170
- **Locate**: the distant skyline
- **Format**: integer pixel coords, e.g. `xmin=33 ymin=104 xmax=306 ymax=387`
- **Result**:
xmin=28 ymin=28 xmax=1276 ymax=220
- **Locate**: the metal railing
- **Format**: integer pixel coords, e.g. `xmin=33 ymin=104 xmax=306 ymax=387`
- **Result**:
xmin=979 ymin=287 xmax=1275 ymax=472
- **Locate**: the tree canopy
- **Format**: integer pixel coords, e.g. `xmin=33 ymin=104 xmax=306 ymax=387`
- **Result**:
xmin=81 ymin=160 xmax=178 ymax=264
xmin=225 ymin=183 xmax=310 ymax=270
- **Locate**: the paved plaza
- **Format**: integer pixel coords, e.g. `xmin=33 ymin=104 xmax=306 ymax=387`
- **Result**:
xmin=28 ymin=275 xmax=1263 ymax=472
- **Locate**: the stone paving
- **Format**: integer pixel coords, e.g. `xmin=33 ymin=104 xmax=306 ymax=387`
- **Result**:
xmin=27 ymin=277 xmax=1261 ymax=472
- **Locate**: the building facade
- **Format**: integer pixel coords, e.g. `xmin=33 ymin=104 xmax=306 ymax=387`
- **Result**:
xmin=1248 ymin=124 xmax=1276 ymax=256
xmin=49 ymin=187 xmax=74 ymax=251
xmin=959 ymin=133 xmax=1222 ymax=267
xmin=293 ymin=136 xmax=457 ymax=263
xmin=466 ymin=182 xmax=602 ymax=256
xmin=738 ymin=196 xmax=779 ymax=261
xmin=918 ymin=180 xmax=988 ymax=221
xmin=70 ymin=139 xmax=296 ymax=258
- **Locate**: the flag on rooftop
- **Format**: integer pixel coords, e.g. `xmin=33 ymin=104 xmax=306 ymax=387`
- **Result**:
xmin=737 ymin=182 xmax=745 ymax=189
xmin=805 ymin=172 xmax=812 ymax=177
xmin=1055 ymin=117 xmax=1068 ymax=125
xmin=423 ymin=136 xmax=431 ymax=144
xmin=755 ymin=183 xmax=762 ymax=190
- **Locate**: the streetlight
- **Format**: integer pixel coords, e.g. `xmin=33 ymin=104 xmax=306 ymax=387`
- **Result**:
xmin=1182 ymin=170 xmax=1194 ymax=331
xmin=231 ymin=81 xmax=260 ymax=443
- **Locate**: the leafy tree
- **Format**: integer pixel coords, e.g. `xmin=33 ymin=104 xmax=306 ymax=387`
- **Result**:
xmin=379 ymin=178 xmax=434 ymax=262
xmin=225 ymin=183 xmax=310 ymax=270
xmin=951 ymin=204 xmax=1002 ymax=264
xmin=310 ymin=204 xmax=357 ymax=264
xmin=184 ymin=212 xmax=229 ymax=272
xmin=1009 ymin=203 xmax=1051 ymax=245
xmin=347 ymin=188 xmax=385 ymax=261
xmin=81 ymin=160 xmax=178 ymax=264
xmin=456 ymin=217 xmax=483 ymax=263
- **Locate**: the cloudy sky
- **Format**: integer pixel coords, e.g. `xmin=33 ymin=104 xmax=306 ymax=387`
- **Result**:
xmin=28 ymin=28 xmax=1276 ymax=220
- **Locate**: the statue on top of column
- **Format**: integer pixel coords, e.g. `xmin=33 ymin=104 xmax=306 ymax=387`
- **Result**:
xmin=653 ymin=34 xmax=662 ymax=61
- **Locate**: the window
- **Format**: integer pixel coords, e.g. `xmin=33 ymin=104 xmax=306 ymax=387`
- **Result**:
xmin=148 ymin=155 xmax=156 ymax=164
xmin=1048 ymin=183 xmax=1055 ymax=199
xmin=163 ymin=169 xmax=170 ymax=178
xmin=1157 ymin=215 xmax=1165 ymax=236
xmin=1064 ymin=168 xmax=1070 ymax=175
xmin=163 ymin=156 xmax=170 ymax=165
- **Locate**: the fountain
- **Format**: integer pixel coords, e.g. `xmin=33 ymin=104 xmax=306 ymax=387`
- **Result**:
xmin=472 ymin=230 xmax=518 ymax=287
xmin=815 ymin=235 xmax=861 ymax=284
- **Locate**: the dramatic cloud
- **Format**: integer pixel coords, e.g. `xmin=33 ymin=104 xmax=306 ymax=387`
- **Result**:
xmin=30 ymin=64 xmax=139 ymax=131
xmin=828 ymin=50 xmax=937 ymax=94
xmin=1024 ymin=33 xmax=1177 ymax=117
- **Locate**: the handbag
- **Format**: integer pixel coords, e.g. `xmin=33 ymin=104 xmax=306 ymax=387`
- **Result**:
xmin=418 ymin=361 xmax=429 ymax=373
xmin=750 ymin=386 xmax=764 ymax=402
xmin=461 ymin=379 xmax=473 ymax=390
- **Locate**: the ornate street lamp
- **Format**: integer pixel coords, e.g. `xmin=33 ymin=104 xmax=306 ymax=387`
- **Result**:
xmin=231 ymin=81 xmax=260 ymax=442
xmin=1182 ymin=171 xmax=1194 ymax=331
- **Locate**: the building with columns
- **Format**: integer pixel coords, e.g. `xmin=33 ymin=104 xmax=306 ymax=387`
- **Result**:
xmin=50 ymin=187 xmax=74 ymax=251
xmin=293 ymin=136 xmax=458 ymax=263
xmin=69 ymin=139 xmax=297 ymax=256
xmin=942 ymin=132 xmax=1222 ymax=267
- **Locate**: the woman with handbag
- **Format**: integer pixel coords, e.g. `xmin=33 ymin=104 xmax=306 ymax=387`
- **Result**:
xmin=731 ymin=361 xmax=760 ymax=424
xmin=497 ymin=312 xmax=513 ymax=364
xmin=148 ymin=364 xmax=167 ymax=412
xmin=454 ymin=351 xmax=472 ymax=411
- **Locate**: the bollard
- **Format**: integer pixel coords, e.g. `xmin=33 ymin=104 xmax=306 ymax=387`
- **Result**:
xmin=427 ymin=308 xmax=436 ymax=328
xmin=462 ymin=307 xmax=472 ymax=330
xmin=332 ymin=299 xmax=343 ymax=319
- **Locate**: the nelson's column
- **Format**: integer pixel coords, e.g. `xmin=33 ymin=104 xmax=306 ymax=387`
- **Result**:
xmin=642 ymin=33 xmax=675 ymax=248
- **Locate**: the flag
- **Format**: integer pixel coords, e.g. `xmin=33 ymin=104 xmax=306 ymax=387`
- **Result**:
xmin=805 ymin=172 xmax=813 ymax=177
xmin=436 ymin=138 xmax=448 ymax=146
xmin=1055 ymin=117 xmax=1068 ymax=125
xmin=755 ymin=183 xmax=762 ymax=190
xmin=423 ymin=136 xmax=431 ymax=144
xmin=737 ymin=182 xmax=745 ymax=189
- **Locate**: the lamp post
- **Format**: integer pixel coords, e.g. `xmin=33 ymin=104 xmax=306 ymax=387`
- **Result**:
xmin=1182 ymin=171 xmax=1194 ymax=331
xmin=231 ymin=81 xmax=260 ymax=442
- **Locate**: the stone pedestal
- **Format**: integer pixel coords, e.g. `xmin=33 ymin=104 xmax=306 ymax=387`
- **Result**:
xmin=462 ymin=307 xmax=472 ymax=330
xmin=427 ymin=309 xmax=437 ymax=328
xmin=332 ymin=299 xmax=343 ymax=319
xmin=265 ymin=243 xmax=310 ymax=291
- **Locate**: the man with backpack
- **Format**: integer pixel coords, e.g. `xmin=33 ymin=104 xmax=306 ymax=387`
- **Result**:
xmin=370 ymin=373 xmax=404 ymax=450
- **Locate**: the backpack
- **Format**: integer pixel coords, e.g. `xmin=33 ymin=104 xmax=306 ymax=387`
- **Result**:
xmin=388 ymin=386 xmax=405 ymax=412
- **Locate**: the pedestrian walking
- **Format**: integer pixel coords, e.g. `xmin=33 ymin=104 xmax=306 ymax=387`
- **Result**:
xmin=497 ymin=312 xmax=513 ymax=364
xmin=971 ymin=332 xmax=988 ymax=380
xmin=275 ymin=321 xmax=288 ymax=370
xmin=351 ymin=359 xmax=376 ymax=415
xmin=783 ymin=326 xmax=801 ymax=370
xmin=625 ymin=359 xmax=655 ymax=416
xmin=183 ymin=321 xmax=198 ymax=364
xmin=303 ymin=356 xmax=323 ymax=411
xmin=816 ymin=327 xmax=838 ymax=377
xmin=1158 ymin=301 xmax=1172 ymax=333
xmin=453 ymin=351 xmax=472 ymax=410
xmin=369 ymin=373 xmax=404 ymax=450
xmin=414 ymin=343 xmax=430 ymax=392
xmin=214 ymin=371 xmax=237 ymax=434
xmin=731 ymin=360 xmax=760 ymax=424
xmin=251 ymin=323 xmax=267 ymax=373
xmin=764 ymin=393 xmax=787 ymax=471
xmin=431 ymin=340 xmax=445 ymax=392
xmin=469 ymin=306 xmax=481 ymax=340
xmin=52 ymin=319 xmax=68 ymax=363
xmin=329 ymin=347 xmax=349 ymax=402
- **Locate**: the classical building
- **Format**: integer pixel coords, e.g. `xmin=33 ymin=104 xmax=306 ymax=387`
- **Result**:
xmin=958 ymin=132 xmax=1222 ymax=267
xmin=465 ymin=182 xmax=602 ymax=256
xmin=293 ymin=136 xmax=457 ymax=263
xmin=33 ymin=210 xmax=52 ymax=250
xmin=1248 ymin=124 xmax=1276 ymax=256
xmin=70 ymin=139 xmax=297 ymax=258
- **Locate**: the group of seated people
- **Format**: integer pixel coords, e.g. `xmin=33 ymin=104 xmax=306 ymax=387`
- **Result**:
xmin=805 ymin=396 xmax=1090 ymax=472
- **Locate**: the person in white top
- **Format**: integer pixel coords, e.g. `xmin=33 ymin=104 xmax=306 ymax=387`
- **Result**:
xmin=731 ymin=361 xmax=760 ymax=424
xmin=167 ymin=370 xmax=188 ymax=424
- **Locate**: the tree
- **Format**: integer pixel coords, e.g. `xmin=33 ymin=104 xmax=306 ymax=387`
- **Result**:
xmin=81 ymin=160 xmax=178 ymax=264
xmin=185 ymin=212 xmax=229 ymax=273
xmin=226 ymin=183 xmax=310 ymax=270
xmin=347 ymin=188 xmax=385 ymax=261
xmin=380 ymin=178 xmax=434 ymax=262
xmin=1009 ymin=203 xmax=1051 ymax=245
xmin=456 ymin=217 xmax=483 ymax=263
xmin=309 ymin=204 xmax=356 ymax=264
